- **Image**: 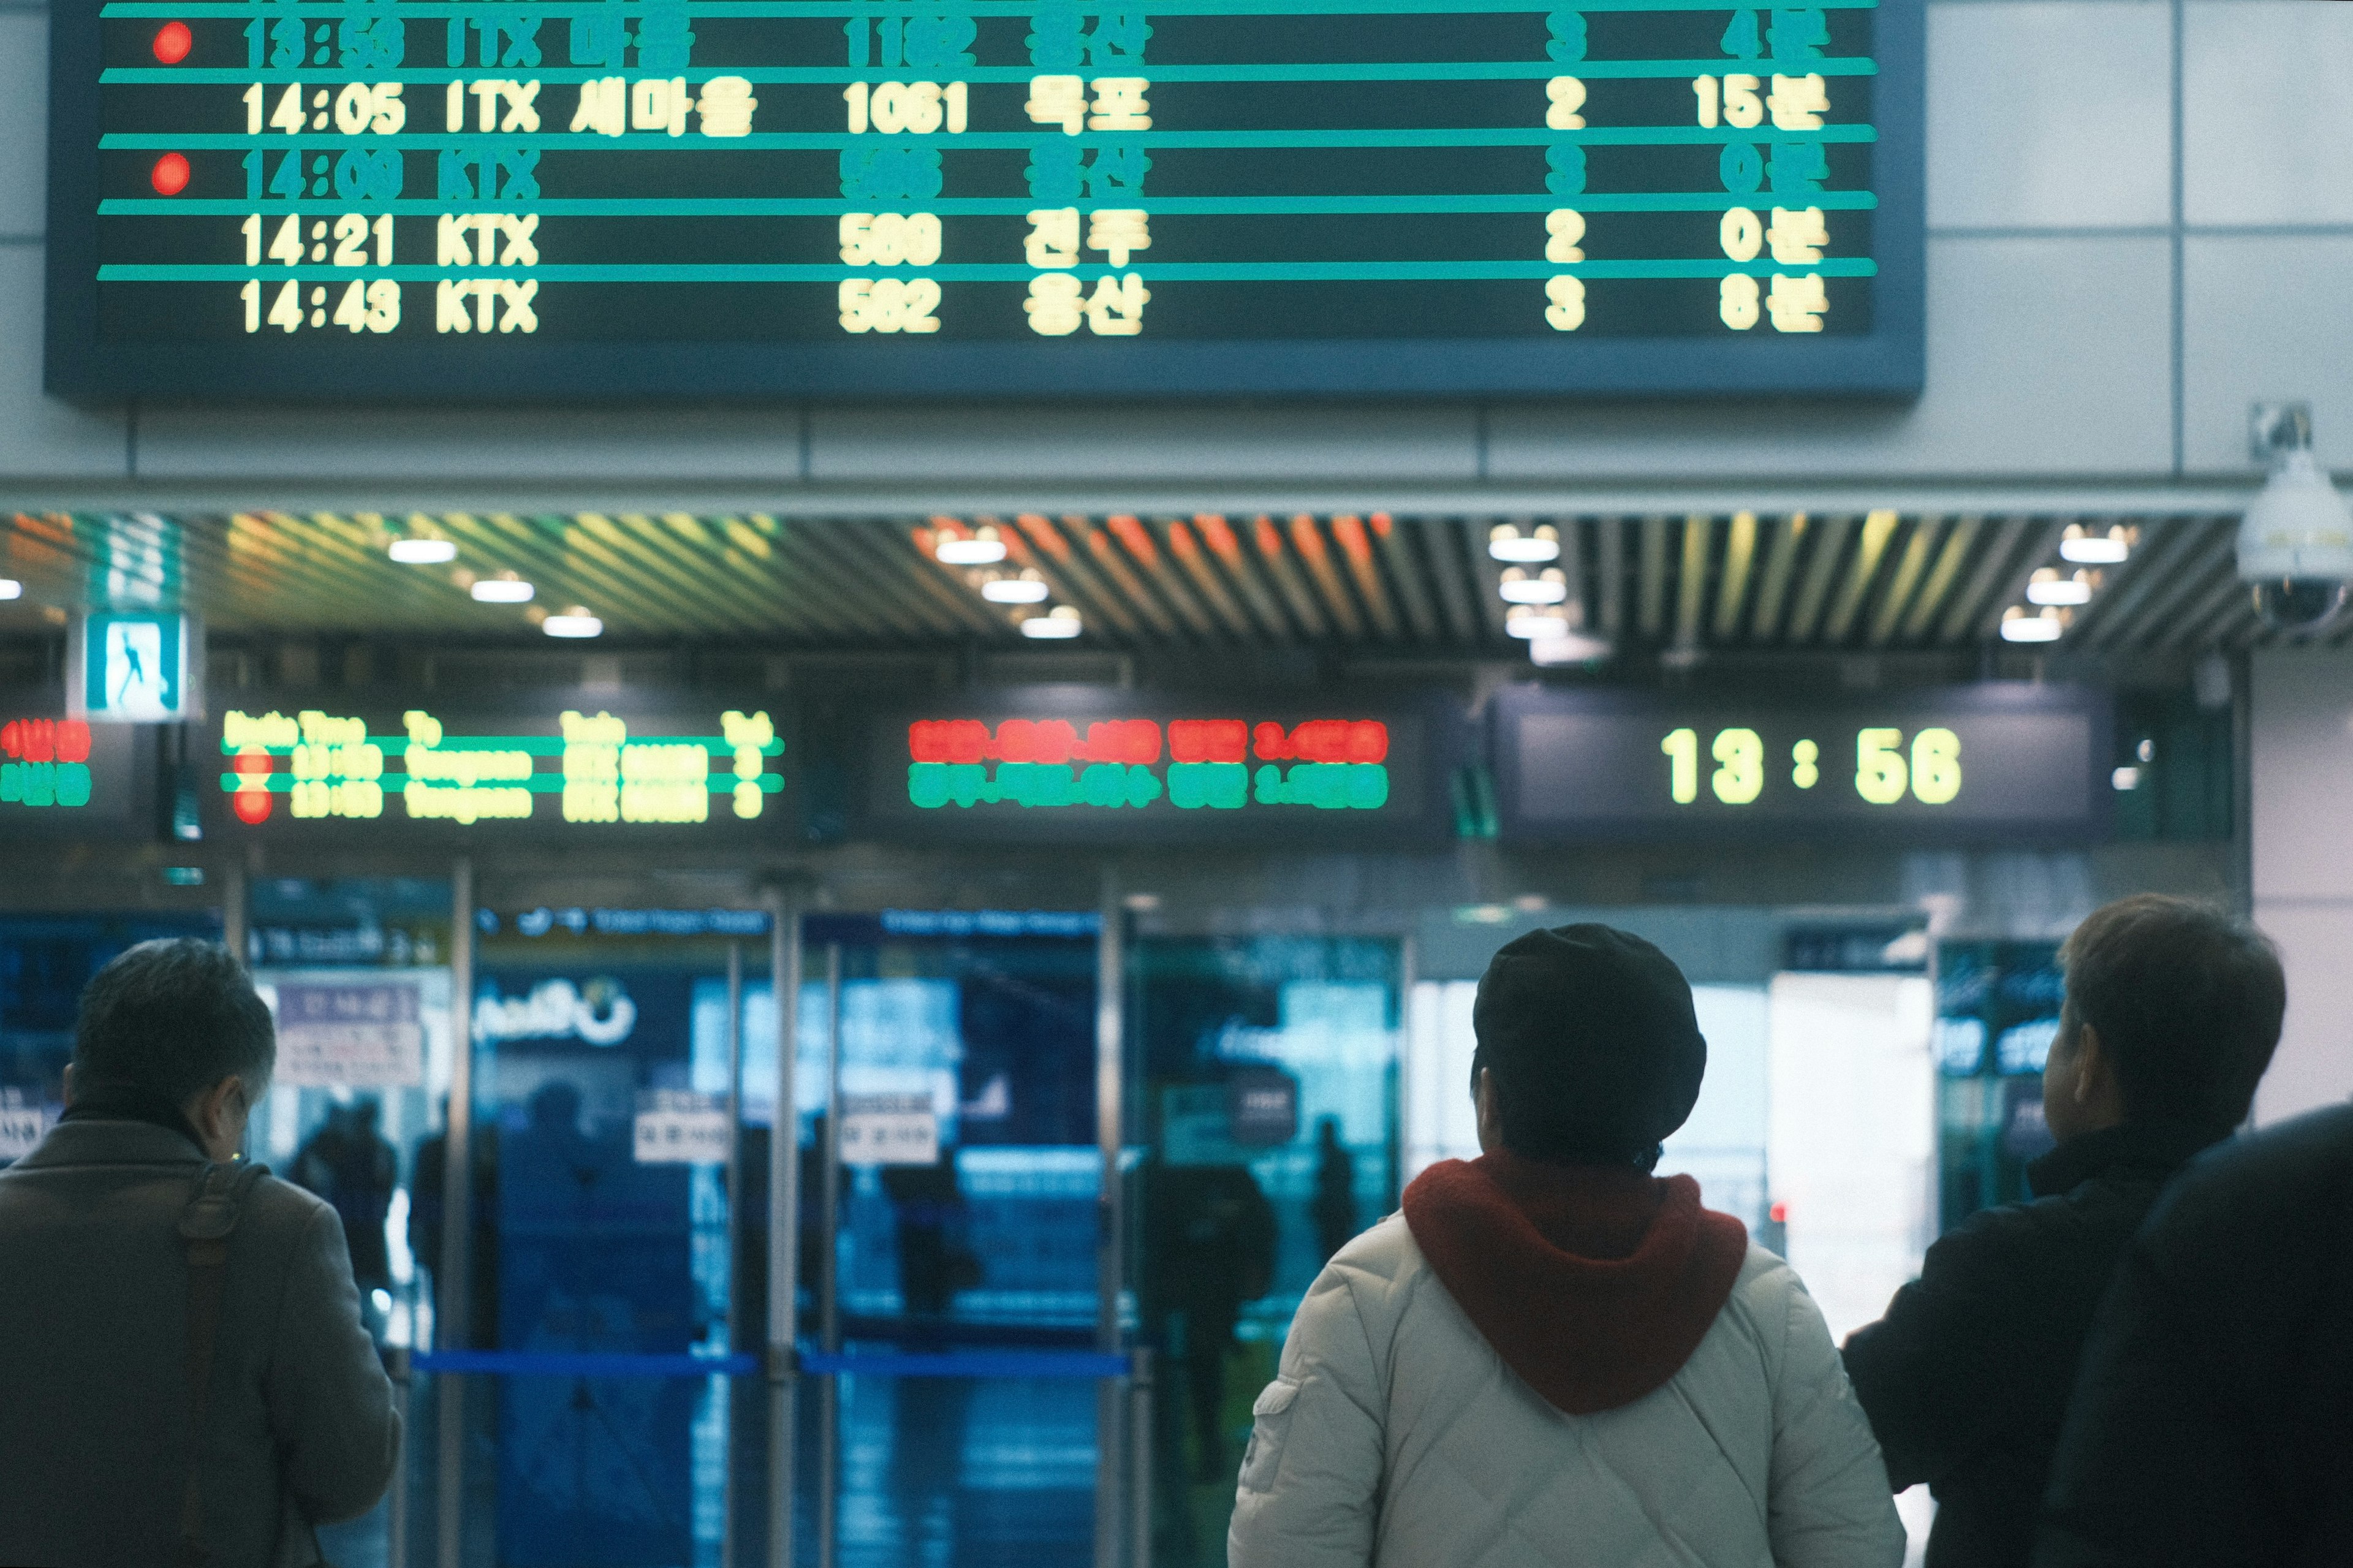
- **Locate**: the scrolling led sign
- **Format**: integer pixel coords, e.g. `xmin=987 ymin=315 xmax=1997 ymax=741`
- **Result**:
xmin=214 ymin=705 xmax=782 ymax=830
xmin=906 ymin=716 xmax=1392 ymax=812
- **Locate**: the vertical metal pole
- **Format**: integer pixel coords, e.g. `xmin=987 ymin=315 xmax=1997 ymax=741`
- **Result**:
xmin=1127 ymin=1349 xmax=1153 ymax=1568
xmin=1094 ymin=871 xmax=1127 ymax=1568
xmin=815 ymin=944 xmax=844 ymax=1568
xmin=221 ymin=856 xmax=248 ymax=969
xmin=767 ymin=895 xmax=801 ymax=1568
xmin=387 ymin=1347 xmax=412 ymax=1568
xmin=723 ymin=939 xmax=745 ymax=1568
xmin=437 ymin=857 xmax=476 ymax=1568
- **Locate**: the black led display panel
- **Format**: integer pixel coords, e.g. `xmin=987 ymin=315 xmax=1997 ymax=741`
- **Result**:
xmin=1493 ymin=684 xmax=2110 ymax=842
xmin=47 ymin=0 xmax=1922 ymax=399
xmin=842 ymin=688 xmax=1461 ymax=844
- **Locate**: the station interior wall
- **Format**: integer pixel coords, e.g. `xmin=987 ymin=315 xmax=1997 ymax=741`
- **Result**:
xmin=2250 ymin=651 xmax=2353 ymax=1127
xmin=2 ymin=0 xmax=2353 ymax=499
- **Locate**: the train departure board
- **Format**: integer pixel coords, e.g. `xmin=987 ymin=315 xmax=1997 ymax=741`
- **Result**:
xmin=48 ymin=0 xmax=1922 ymax=399
xmin=847 ymin=691 xmax=1458 ymax=842
xmin=1493 ymin=684 xmax=2108 ymax=841
xmin=203 ymin=700 xmax=789 ymax=838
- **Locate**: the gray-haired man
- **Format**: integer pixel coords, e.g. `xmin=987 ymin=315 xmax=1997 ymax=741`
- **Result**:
xmin=0 ymin=939 xmax=398 ymax=1567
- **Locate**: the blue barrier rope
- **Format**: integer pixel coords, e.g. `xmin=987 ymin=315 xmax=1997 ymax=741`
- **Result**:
xmin=411 ymin=1348 xmax=1131 ymax=1380
xmin=412 ymin=1351 xmax=760 ymax=1378
xmin=798 ymin=1349 xmax=1131 ymax=1380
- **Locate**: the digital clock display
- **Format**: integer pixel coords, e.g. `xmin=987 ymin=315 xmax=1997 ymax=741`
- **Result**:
xmin=1493 ymin=684 xmax=2108 ymax=841
xmin=205 ymin=700 xmax=787 ymax=836
xmin=47 ymin=0 xmax=1920 ymax=398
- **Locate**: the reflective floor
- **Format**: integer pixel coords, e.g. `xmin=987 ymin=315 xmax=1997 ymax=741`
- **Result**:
xmin=327 ymin=1371 xmax=1105 ymax=1568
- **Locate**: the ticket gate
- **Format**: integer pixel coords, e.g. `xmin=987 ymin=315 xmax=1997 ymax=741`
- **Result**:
xmin=398 ymin=888 xmax=1149 ymax=1568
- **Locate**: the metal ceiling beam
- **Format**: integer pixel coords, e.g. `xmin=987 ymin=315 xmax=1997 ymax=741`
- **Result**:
xmin=1191 ymin=514 xmax=1294 ymax=640
xmin=1415 ymin=518 xmax=1481 ymax=643
xmin=1636 ymin=517 xmax=1669 ymax=640
xmin=1673 ymin=515 xmax=1710 ymax=652
xmin=1785 ymin=513 xmax=1854 ymax=644
xmin=1368 ymin=514 xmax=1441 ymax=643
xmin=1936 ymin=516 xmax=2033 ymax=643
xmin=1821 ymin=509 xmax=1900 ymax=643
xmin=1867 ymin=515 xmax=1942 ymax=648
xmin=1898 ymin=515 xmax=1978 ymax=643
xmin=1712 ymin=510 xmax=1756 ymax=644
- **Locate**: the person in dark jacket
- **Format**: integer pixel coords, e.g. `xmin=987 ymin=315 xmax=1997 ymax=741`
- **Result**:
xmin=1841 ymin=895 xmax=2286 ymax=1568
xmin=2034 ymin=1100 xmax=2353 ymax=1568
xmin=0 ymin=939 xmax=396 ymax=1568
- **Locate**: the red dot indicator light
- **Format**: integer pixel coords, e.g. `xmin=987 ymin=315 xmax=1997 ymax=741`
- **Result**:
xmin=151 ymin=21 xmax=193 ymax=64
xmin=150 ymin=153 xmax=190 ymax=196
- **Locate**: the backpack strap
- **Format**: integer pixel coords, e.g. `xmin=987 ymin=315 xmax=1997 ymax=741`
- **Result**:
xmin=177 ymin=1159 xmax=270 ymax=1568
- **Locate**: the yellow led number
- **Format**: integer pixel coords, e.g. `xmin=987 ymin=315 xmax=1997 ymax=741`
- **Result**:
xmin=1662 ymin=727 xmax=1763 ymax=805
xmin=1855 ymin=727 xmax=1963 ymax=805
xmin=1666 ymin=725 xmax=1960 ymax=808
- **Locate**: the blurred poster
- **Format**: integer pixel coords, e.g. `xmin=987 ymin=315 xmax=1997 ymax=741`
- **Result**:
xmin=841 ymin=1092 xmax=938 ymax=1165
xmin=631 ymin=1089 xmax=729 ymax=1164
xmin=275 ymin=982 xmax=423 ymax=1087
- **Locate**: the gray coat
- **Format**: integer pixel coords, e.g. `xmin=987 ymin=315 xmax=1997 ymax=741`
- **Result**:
xmin=0 ymin=1118 xmax=400 ymax=1567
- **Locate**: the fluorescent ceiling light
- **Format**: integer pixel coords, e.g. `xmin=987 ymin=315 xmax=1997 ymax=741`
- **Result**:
xmin=1488 ymin=526 xmax=1561 ymax=564
xmin=2059 ymin=535 xmax=2129 ymax=565
xmin=1529 ymin=631 xmax=1612 ymax=665
xmin=2026 ymin=577 xmax=2093 ymax=605
xmin=981 ymin=577 xmax=1050 ymax=604
xmin=471 ymin=578 xmax=534 ymax=603
xmin=389 ymin=538 xmax=458 ymax=565
xmin=0 ymin=579 xmax=21 ymax=600
xmin=544 ymin=611 xmax=603 ymax=638
xmin=1021 ymin=608 xmax=1083 ymax=638
xmin=1505 ymin=608 xmax=1571 ymax=640
xmin=1999 ymin=611 xmax=2064 ymax=642
xmin=1498 ymin=576 xmax=1567 ymax=604
xmin=936 ymin=536 xmax=1007 ymax=565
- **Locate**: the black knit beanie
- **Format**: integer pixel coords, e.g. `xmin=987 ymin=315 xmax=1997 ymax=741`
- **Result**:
xmin=1470 ymin=924 xmax=1707 ymax=1166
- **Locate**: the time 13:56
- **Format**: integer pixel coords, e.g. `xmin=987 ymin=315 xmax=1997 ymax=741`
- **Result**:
xmin=1661 ymin=725 xmax=1961 ymax=806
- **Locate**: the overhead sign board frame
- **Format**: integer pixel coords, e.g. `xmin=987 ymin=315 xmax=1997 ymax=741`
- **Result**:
xmin=1491 ymin=682 xmax=2112 ymax=843
xmin=47 ymin=0 xmax=1923 ymax=401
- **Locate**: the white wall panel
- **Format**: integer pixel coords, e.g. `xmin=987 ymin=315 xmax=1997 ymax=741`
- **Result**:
xmin=1765 ymin=972 xmax=1935 ymax=1346
xmin=0 ymin=244 xmax=127 ymax=479
xmin=806 ymin=403 xmax=1481 ymax=483
xmin=2184 ymin=0 xmax=2353 ymax=227
xmin=0 ymin=12 xmax=45 ymax=239
xmin=2181 ymin=235 xmax=2353 ymax=475
xmin=132 ymin=407 xmax=806 ymax=483
xmin=2249 ymin=651 xmax=2353 ymax=1124
xmin=1928 ymin=1 xmax=2172 ymax=231
xmin=1487 ymin=235 xmax=2173 ymax=480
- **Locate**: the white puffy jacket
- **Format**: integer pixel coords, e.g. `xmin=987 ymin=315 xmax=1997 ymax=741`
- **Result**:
xmin=1229 ymin=1211 xmax=1905 ymax=1568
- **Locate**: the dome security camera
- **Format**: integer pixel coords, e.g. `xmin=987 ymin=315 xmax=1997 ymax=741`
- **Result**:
xmin=2240 ymin=405 xmax=2353 ymax=632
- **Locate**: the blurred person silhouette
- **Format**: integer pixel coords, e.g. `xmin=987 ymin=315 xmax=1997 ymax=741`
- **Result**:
xmin=2034 ymin=1100 xmax=2353 ymax=1568
xmin=291 ymin=1097 xmax=398 ymax=1339
xmin=0 ymin=939 xmax=396 ymax=1567
xmin=880 ymin=1143 xmax=977 ymax=1320
xmin=1146 ymin=1156 xmax=1277 ymax=1482
xmin=410 ymin=1094 xmax=501 ymax=1349
xmin=1310 ymin=1116 xmax=1357 ymax=1265
xmin=1843 ymin=896 xmax=2285 ymax=1568
xmin=1230 ymin=925 xmax=1902 ymax=1568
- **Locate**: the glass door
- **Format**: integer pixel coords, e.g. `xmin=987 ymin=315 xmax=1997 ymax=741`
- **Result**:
xmin=1129 ymin=934 xmax=1403 ymax=1567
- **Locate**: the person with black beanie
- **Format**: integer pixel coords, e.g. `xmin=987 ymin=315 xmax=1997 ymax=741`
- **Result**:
xmin=1230 ymin=923 xmax=1903 ymax=1568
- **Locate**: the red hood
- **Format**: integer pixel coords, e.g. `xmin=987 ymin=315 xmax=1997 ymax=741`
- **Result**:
xmin=1401 ymin=1149 xmax=1748 ymax=1415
